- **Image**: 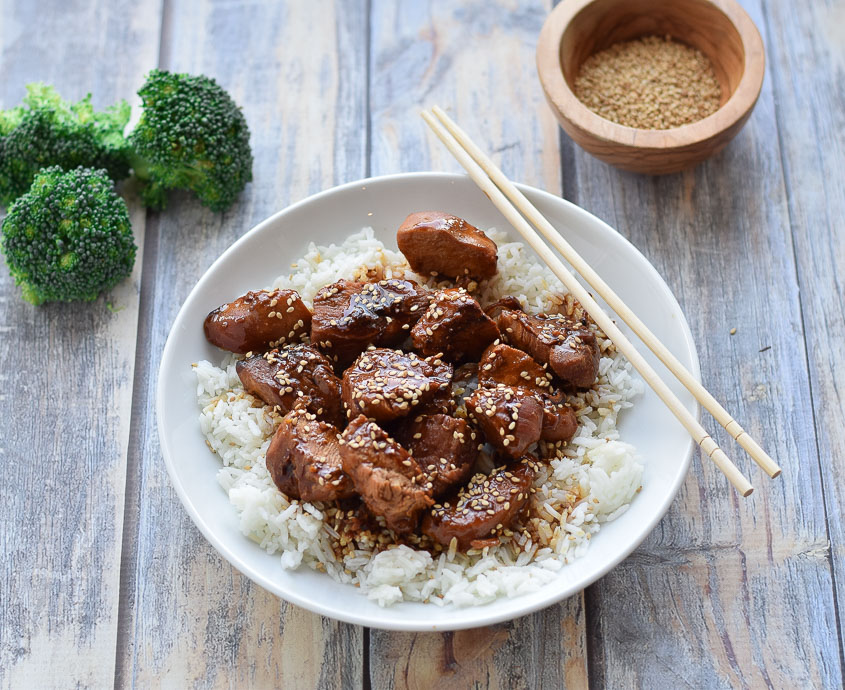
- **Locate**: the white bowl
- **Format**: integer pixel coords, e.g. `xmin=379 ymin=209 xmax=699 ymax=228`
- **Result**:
xmin=157 ymin=172 xmax=698 ymax=631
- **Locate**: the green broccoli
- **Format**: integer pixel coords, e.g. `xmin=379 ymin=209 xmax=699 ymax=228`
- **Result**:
xmin=0 ymin=83 xmax=131 ymax=207
xmin=128 ymin=69 xmax=253 ymax=212
xmin=1 ymin=166 xmax=136 ymax=305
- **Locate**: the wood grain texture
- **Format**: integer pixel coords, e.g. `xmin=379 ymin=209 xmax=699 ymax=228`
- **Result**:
xmin=370 ymin=603 xmax=589 ymax=690
xmin=0 ymin=1 xmax=160 ymax=688
xmin=114 ymin=1 xmax=368 ymax=687
xmin=762 ymin=0 xmax=845 ymax=660
xmin=560 ymin=0 xmax=843 ymax=685
xmin=367 ymin=2 xmax=587 ymax=687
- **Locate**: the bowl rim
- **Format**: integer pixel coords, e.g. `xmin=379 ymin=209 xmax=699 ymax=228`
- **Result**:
xmin=157 ymin=171 xmax=700 ymax=630
xmin=536 ymin=0 xmax=765 ymax=150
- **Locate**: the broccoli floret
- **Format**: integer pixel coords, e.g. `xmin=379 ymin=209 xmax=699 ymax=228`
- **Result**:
xmin=0 ymin=83 xmax=131 ymax=207
xmin=1 ymin=166 xmax=136 ymax=305
xmin=129 ymin=70 xmax=253 ymax=212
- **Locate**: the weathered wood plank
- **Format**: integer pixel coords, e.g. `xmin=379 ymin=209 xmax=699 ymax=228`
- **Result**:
xmin=560 ymin=0 xmax=843 ymax=686
xmin=763 ymin=0 xmax=845 ymax=662
xmin=114 ymin=1 xmax=368 ymax=687
xmin=370 ymin=603 xmax=589 ymax=690
xmin=0 ymin=1 xmax=160 ymax=688
xmin=367 ymin=2 xmax=588 ymax=687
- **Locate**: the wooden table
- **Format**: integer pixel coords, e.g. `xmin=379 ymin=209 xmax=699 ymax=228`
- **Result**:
xmin=1 ymin=0 xmax=842 ymax=687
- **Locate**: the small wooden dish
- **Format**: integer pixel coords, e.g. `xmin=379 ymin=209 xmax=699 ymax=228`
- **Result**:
xmin=537 ymin=0 xmax=765 ymax=174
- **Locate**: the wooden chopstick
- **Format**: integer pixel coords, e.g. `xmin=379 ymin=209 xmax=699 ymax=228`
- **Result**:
xmin=431 ymin=107 xmax=781 ymax=481
xmin=421 ymin=108 xmax=755 ymax=497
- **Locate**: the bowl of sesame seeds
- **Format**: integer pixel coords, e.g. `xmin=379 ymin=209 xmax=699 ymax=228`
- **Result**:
xmin=537 ymin=0 xmax=765 ymax=174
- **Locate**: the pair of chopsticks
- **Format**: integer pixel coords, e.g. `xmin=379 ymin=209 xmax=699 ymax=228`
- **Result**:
xmin=421 ymin=106 xmax=781 ymax=497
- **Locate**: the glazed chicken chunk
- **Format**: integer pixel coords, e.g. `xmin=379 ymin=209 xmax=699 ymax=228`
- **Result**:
xmin=466 ymin=384 xmax=545 ymax=458
xmin=339 ymin=415 xmax=434 ymax=533
xmin=410 ymin=287 xmax=500 ymax=362
xmin=475 ymin=343 xmax=578 ymax=449
xmin=204 ymin=288 xmax=312 ymax=354
xmin=397 ymin=211 xmax=498 ymax=281
xmin=311 ymin=278 xmax=430 ymax=366
xmin=236 ymin=344 xmax=344 ymax=426
xmin=497 ymin=309 xmax=599 ymax=388
xmin=422 ymin=459 xmax=536 ymax=550
xmin=341 ymin=348 xmax=452 ymax=423
xmin=478 ymin=341 xmax=553 ymax=392
xmin=393 ymin=413 xmax=478 ymax=498
xmin=265 ymin=408 xmax=354 ymax=502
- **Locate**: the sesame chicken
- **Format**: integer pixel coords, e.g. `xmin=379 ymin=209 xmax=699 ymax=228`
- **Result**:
xmin=466 ymin=384 xmax=546 ymax=458
xmin=341 ymin=348 xmax=452 ymax=423
xmin=205 ymin=218 xmax=614 ymax=559
xmin=265 ymin=407 xmax=354 ymax=502
xmin=311 ymin=278 xmax=430 ymax=367
xmin=474 ymin=343 xmax=579 ymax=451
xmin=396 ymin=211 xmax=498 ymax=281
xmin=392 ymin=413 xmax=478 ymax=498
xmin=236 ymin=344 xmax=344 ymax=427
xmin=478 ymin=342 xmax=552 ymax=393
xmin=204 ymin=288 xmax=311 ymax=354
xmin=339 ymin=415 xmax=434 ymax=534
xmin=410 ymin=287 xmax=500 ymax=362
xmin=421 ymin=458 xmax=536 ymax=550
xmin=497 ymin=308 xmax=600 ymax=388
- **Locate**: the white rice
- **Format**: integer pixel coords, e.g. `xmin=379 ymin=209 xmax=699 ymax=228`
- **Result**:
xmin=194 ymin=228 xmax=644 ymax=607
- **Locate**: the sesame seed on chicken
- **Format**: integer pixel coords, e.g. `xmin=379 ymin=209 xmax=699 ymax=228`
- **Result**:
xmin=392 ymin=413 xmax=478 ymax=499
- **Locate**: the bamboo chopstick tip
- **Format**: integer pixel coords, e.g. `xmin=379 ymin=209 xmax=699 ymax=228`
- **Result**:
xmin=741 ymin=486 xmax=754 ymax=498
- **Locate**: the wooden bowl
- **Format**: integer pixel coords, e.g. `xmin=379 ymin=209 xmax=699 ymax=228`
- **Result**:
xmin=536 ymin=0 xmax=765 ymax=174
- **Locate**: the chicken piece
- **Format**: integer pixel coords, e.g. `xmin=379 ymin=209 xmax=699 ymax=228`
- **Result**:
xmin=204 ymin=289 xmax=311 ymax=354
xmin=497 ymin=309 xmax=599 ymax=388
xmin=393 ymin=414 xmax=478 ymax=498
xmin=265 ymin=408 xmax=354 ymax=502
xmin=311 ymin=278 xmax=430 ymax=366
xmin=477 ymin=343 xmax=578 ymax=445
xmin=339 ymin=415 xmax=434 ymax=533
xmin=466 ymin=384 xmax=545 ymax=458
xmin=342 ymin=348 xmax=452 ymax=423
xmin=397 ymin=211 xmax=498 ymax=280
xmin=236 ymin=344 xmax=344 ymax=426
xmin=484 ymin=295 xmax=523 ymax=320
xmin=410 ymin=288 xmax=499 ymax=362
xmin=478 ymin=342 xmax=553 ymax=393
xmin=265 ymin=419 xmax=301 ymax=500
xmin=540 ymin=403 xmax=578 ymax=443
xmin=422 ymin=459 xmax=536 ymax=550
